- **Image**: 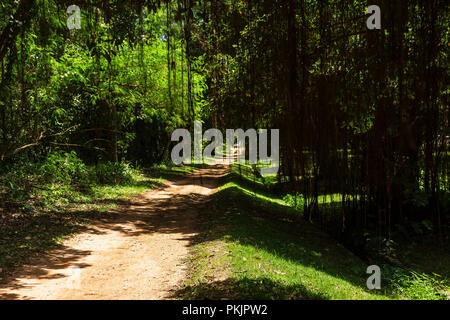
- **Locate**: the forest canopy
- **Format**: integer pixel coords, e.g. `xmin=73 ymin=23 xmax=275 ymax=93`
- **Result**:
xmin=0 ymin=0 xmax=449 ymax=246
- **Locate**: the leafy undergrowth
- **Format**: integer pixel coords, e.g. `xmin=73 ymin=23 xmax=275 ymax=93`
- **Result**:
xmin=179 ymin=175 xmax=449 ymax=300
xmin=0 ymin=156 xmax=193 ymax=278
xmin=144 ymin=163 xmax=197 ymax=180
xmin=382 ymin=265 xmax=449 ymax=300
xmin=383 ymin=239 xmax=450 ymax=300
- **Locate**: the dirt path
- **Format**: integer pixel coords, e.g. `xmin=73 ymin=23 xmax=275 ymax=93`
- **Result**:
xmin=0 ymin=166 xmax=228 ymax=300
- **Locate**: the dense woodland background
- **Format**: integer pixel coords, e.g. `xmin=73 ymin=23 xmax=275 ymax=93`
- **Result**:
xmin=0 ymin=0 xmax=449 ymax=264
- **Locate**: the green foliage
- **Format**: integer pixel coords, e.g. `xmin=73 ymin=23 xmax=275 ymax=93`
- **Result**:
xmin=283 ymin=193 xmax=304 ymax=210
xmin=94 ymin=161 xmax=134 ymax=185
xmin=0 ymin=151 xmax=156 ymax=213
xmin=36 ymin=184 xmax=75 ymax=208
xmin=383 ymin=265 xmax=449 ymax=300
xmin=403 ymin=186 xmax=429 ymax=208
xmin=0 ymin=1 xmax=206 ymax=167
xmin=40 ymin=150 xmax=88 ymax=184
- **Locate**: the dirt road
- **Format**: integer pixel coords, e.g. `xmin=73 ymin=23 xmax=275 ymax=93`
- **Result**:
xmin=0 ymin=166 xmax=228 ymax=300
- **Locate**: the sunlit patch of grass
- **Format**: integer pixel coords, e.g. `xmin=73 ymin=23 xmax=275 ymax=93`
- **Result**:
xmin=219 ymin=181 xmax=287 ymax=207
xmin=383 ymin=265 xmax=449 ymax=300
xmin=31 ymin=171 xmax=163 ymax=213
xmin=145 ymin=164 xmax=196 ymax=180
xmin=232 ymin=164 xmax=281 ymax=187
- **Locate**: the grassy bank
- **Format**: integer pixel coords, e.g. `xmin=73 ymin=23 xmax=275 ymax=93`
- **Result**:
xmin=179 ymin=172 xmax=450 ymax=300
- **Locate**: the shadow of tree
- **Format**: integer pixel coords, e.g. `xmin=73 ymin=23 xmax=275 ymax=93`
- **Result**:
xmin=0 ymin=210 xmax=104 ymax=276
xmin=176 ymin=277 xmax=328 ymax=300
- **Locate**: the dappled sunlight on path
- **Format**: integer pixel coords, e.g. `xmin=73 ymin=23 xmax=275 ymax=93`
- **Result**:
xmin=0 ymin=166 xmax=228 ymax=300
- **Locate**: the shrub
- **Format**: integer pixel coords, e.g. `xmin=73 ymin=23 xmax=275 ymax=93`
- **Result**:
xmin=283 ymin=193 xmax=305 ymax=210
xmin=383 ymin=265 xmax=448 ymax=300
xmin=40 ymin=150 xmax=88 ymax=184
xmin=94 ymin=161 xmax=133 ymax=185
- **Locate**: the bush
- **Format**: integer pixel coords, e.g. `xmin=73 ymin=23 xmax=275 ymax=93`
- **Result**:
xmin=37 ymin=184 xmax=75 ymax=208
xmin=40 ymin=150 xmax=88 ymax=184
xmin=94 ymin=161 xmax=134 ymax=185
xmin=283 ymin=193 xmax=305 ymax=210
xmin=383 ymin=265 xmax=448 ymax=300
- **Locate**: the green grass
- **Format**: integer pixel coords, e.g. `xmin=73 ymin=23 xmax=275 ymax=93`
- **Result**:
xmin=32 ymin=171 xmax=163 ymax=212
xmin=232 ymin=163 xmax=281 ymax=188
xmin=383 ymin=265 xmax=449 ymax=300
xmin=179 ymin=174 xmax=450 ymax=300
xmin=144 ymin=163 xmax=197 ymax=180
xmin=179 ymin=178 xmax=389 ymax=299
